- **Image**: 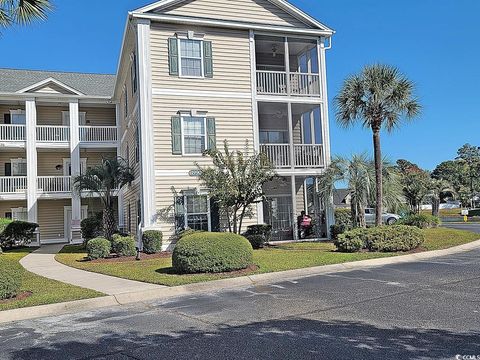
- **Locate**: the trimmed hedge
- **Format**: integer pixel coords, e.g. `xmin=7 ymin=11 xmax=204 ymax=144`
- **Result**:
xmin=243 ymin=224 xmax=272 ymax=249
xmin=331 ymin=208 xmax=353 ymax=240
xmin=172 ymin=232 xmax=253 ymax=274
xmin=335 ymin=225 xmax=425 ymax=253
xmin=142 ymin=230 xmax=163 ymax=254
xmin=86 ymin=237 xmax=111 ymax=260
xmin=0 ymin=221 xmax=38 ymax=249
xmin=398 ymin=214 xmax=440 ymax=229
xmin=112 ymin=234 xmax=136 ymax=257
xmin=0 ymin=258 xmax=24 ymax=300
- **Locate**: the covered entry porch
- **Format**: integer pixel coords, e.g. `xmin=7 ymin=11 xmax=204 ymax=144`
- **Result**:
xmin=262 ymin=176 xmax=332 ymax=241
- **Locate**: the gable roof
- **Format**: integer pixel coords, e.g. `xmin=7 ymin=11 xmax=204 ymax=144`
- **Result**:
xmin=0 ymin=68 xmax=116 ymax=97
xmin=133 ymin=0 xmax=334 ymax=33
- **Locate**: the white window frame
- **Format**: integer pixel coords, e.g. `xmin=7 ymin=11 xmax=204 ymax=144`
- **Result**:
xmin=11 ymin=158 xmax=27 ymax=176
xmin=10 ymin=110 xmax=26 ymax=125
xmin=11 ymin=207 xmax=28 ymax=221
xmin=178 ymin=38 xmax=205 ymax=79
xmin=181 ymin=115 xmax=207 ymax=156
xmin=176 ymin=193 xmax=211 ymax=232
xmin=130 ymin=52 xmax=138 ymax=94
xmin=123 ymin=86 xmax=128 ymax=119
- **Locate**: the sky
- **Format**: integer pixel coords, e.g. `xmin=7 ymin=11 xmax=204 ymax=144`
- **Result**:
xmin=0 ymin=0 xmax=479 ymax=170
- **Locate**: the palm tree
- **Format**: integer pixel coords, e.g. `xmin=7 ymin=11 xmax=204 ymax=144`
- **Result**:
xmin=0 ymin=0 xmax=52 ymax=29
xmin=429 ymin=179 xmax=453 ymax=217
xmin=74 ymin=158 xmax=134 ymax=240
xmin=317 ymin=154 xmax=372 ymax=228
xmin=335 ymin=64 xmax=420 ymax=226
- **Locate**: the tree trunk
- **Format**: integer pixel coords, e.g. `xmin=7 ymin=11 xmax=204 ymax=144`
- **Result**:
xmin=103 ymin=207 xmax=116 ymax=240
xmin=372 ymin=129 xmax=383 ymax=226
xmin=432 ymin=197 xmax=440 ymax=217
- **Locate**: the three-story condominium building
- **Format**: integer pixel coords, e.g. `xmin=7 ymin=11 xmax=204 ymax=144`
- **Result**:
xmin=0 ymin=0 xmax=334 ymax=247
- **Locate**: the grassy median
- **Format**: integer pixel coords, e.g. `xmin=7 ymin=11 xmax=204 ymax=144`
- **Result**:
xmin=0 ymin=248 xmax=103 ymax=311
xmin=55 ymin=228 xmax=479 ymax=287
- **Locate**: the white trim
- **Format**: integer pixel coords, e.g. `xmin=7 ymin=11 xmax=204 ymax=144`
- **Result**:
xmin=133 ymin=0 xmax=334 ymax=33
xmin=63 ymin=158 xmax=87 ymax=176
xmin=25 ymin=99 xmax=37 ymax=223
xmin=152 ymin=88 xmax=250 ymax=99
xmin=155 ymin=170 xmax=190 ymax=177
xmin=16 ymin=78 xmax=85 ymax=96
xmin=11 ymin=207 xmax=28 ymax=221
xmin=10 ymin=158 xmax=27 ymax=176
xmin=136 ymin=19 xmax=157 ymax=230
xmin=132 ymin=12 xmax=333 ymax=37
xmin=9 ymin=109 xmax=26 ymax=125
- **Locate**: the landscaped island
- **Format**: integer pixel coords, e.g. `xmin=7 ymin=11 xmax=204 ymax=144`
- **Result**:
xmin=55 ymin=228 xmax=479 ymax=287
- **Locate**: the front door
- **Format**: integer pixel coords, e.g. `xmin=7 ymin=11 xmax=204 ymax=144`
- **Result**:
xmin=64 ymin=206 xmax=88 ymax=242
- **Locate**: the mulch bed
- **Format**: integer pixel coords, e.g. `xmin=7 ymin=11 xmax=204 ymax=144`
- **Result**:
xmin=0 ymin=291 xmax=32 ymax=304
xmin=82 ymin=252 xmax=173 ymax=264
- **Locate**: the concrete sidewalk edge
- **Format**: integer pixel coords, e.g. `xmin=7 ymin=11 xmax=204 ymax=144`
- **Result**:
xmin=2 ymin=238 xmax=480 ymax=324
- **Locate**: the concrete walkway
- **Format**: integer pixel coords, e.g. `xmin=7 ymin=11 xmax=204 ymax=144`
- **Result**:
xmin=20 ymin=244 xmax=165 ymax=295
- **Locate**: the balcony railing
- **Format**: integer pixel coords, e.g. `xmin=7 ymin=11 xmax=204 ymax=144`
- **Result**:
xmin=36 ymin=126 xmax=70 ymax=142
xmin=79 ymin=126 xmax=117 ymax=142
xmin=260 ymin=144 xmax=324 ymax=169
xmin=37 ymin=176 xmax=71 ymax=193
xmin=256 ymin=71 xmax=321 ymax=96
xmin=0 ymin=176 xmax=27 ymax=193
xmin=0 ymin=125 xmax=26 ymax=142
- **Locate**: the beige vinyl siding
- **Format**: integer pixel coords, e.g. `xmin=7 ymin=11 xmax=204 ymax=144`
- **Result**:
xmin=122 ymin=182 xmax=141 ymax=236
xmin=0 ymin=105 xmax=25 ymax=124
xmin=33 ymin=83 xmax=74 ymax=95
xmin=36 ymin=151 xmax=116 ymax=176
xmin=37 ymin=199 xmax=70 ymax=241
xmin=0 ymin=201 xmax=27 ymax=218
xmin=160 ymin=0 xmax=310 ymax=28
xmin=36 ymin=106 xmax=116 ymax=126
xmin=150 ymin=24 xmax=252 ymax=93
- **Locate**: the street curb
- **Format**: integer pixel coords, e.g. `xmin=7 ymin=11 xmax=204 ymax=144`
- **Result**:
xmin=2 ymin=238 xmax=480 ymax=324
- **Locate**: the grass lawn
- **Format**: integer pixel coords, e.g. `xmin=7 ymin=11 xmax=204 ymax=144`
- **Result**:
xmin=55 ymin=228 xmax=479 ymax=287
xmin=0 ymin=248 xmax=103 ymax=311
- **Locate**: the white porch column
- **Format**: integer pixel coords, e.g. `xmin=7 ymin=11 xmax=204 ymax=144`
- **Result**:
xmin=115 ymin=103 xmax=125 ymax=230
xmin=69 ymin=100 xmax=82 ymax=243
xmin=136 ymin=18 xmax=156 ymax=238
xmin=318 ymin=38 xmax=334 ymax=237
xmin=290 ymin=174 xmax=298 ymax=240
xmin=287 ymin=102 xmax=298 ymax=240
xmin=25 ymin=99 xmax=37 ymax=225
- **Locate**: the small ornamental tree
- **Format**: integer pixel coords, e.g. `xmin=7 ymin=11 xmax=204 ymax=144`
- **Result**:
xmin=196 ymin=140 xmax=276 ymax=234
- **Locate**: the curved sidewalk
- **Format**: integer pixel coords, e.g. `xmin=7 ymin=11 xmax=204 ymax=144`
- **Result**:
xmin=20 ymin=244 xmax=165 ymax=296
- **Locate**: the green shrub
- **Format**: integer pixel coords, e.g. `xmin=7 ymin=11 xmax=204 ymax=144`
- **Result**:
xmin=86 ymin=237 xmax=111 ymax=260
xmin=81 ymin=213 xmax=103 ymax=241
xmin=172 ymin=232 xmax=253 ymax=274
xmin=334 ymin=228 xmax=367 ymax=252
xmin=335 ymin=225 xmax=425 ymax=253
xmin=331 ymin=224 xmax=349 ymax=241
xmin=243 ymin=224 xmax=271 ymax=249
xmin=178 ymin=228 xmax=205 ymax=239
xmin=142 ymin=230 xmax=163 ymax=254
xmin=0 ymin=218 xmax=12 ymax=236
xmin=111 ymin=234 xmax=136 ymax=257
xmin=0 ymin=221 xmax=38 ymax=249
xmin=245 ymin=234 xmax=266 ymax=249
xmin=398 ymin=214 xmax=441 ymax=229
xmin=366 ymin=226 xmax=424 ymax=252
xmin=335 ymin=208 xmax=353 ymax=228
xmin=0 ymin=258 xmax=24 ymax=300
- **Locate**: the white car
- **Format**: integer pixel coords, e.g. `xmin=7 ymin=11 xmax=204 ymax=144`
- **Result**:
xmin=365 ymin=208 xmax=400 ymax=225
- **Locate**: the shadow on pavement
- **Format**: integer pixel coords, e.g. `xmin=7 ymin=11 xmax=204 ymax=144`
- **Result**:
xmin=6 ymin=318 xmax=480 ymax=360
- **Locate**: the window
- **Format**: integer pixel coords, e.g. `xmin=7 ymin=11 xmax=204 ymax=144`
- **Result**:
xmin=10 ymin=110 xmax=26 ymax=125
xmin=137 ymin=199 xmax=142 ymax=226
xmin=135 ymin=127 xmax=140 ymax=163
xmin=131 ymin=53 xmax=138 ymax=94
xmin=183 ymin=116 xmax=206 ymax=154
xmin=260 ymin=130 xmax=289 ymax=144
xmin=11 ymin=159 xmax=27 ymax=176
xmin=11 ymin=207 xmax=28 ymax=221
xmin=127 ymin=202 xmax=132 ymax=233
xmin=62 ymin=111 xmax=86 ymax=126
xmin=175 ymin=194 xmax=210 ymax=232
xmin=125 ymin=144 xmax=130 ymax=168
xmin=179 ymin=39 xmax=203 ymax=77
xmin=124 ymin=88 xmax=128 ymax=119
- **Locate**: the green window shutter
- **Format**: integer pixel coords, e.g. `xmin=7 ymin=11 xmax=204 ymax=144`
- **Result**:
xmin=206 ymin=117 xmax=216 ymax=150
xmin=168 ymin=38 xmax=179 ymax=76
xmin=171 ymin=116 xmax=182 ymax=154
xmin=203 ymin=41 xmax=213 ymax=78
